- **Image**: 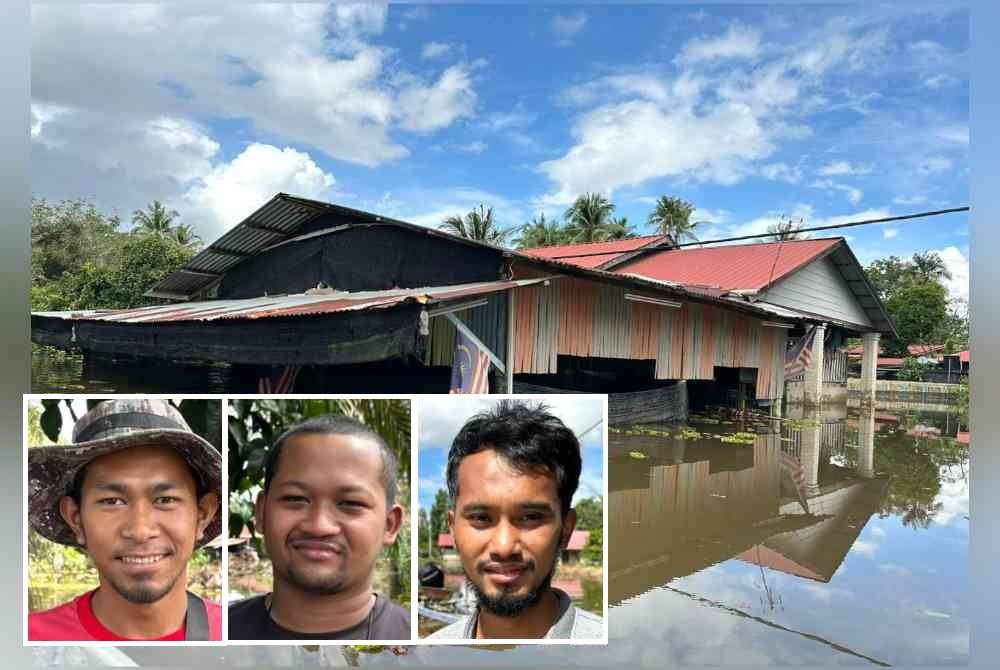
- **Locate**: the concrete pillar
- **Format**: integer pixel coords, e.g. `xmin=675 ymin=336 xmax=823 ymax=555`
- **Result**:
xmin=799 ymin=415 xmax=822 ymax=495
xmin=803 ymin=323 xmax=827 ymax=406
xmin=860 ymin=332 xmax=880 ymax=408
xmin=857 ymin=409 xmax=876 ymax=478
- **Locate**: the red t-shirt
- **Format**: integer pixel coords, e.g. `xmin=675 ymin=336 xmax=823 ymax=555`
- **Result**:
xmin=29 ymin=589 xmax=223 ymax=641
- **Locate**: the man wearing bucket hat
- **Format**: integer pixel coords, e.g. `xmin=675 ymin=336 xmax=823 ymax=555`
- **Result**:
xmin=28 ymin=399 xmax=223 ymax=641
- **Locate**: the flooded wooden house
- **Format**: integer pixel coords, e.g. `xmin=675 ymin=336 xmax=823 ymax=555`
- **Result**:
xmin=526 ymin=236 xmax=896 ymax=407
xmin=32 ymin=193 xmax=890 ymax=416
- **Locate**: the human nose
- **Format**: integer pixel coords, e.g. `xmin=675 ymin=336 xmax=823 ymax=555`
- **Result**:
xmin=121 ymin=501 xmax=160 ymax=542
xmin=488 ymin=518 xmax=522 ymax=559
xmin=300 ymin=500 xmax=343 ymax=537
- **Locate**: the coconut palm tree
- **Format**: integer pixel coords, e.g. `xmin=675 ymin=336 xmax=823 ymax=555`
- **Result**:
xmin=169 ymin=223 xmax=202 ymax=249
xmin=564 ymin=192 xmax=616 ymax=243
xmin=514 ymin=213 xmax=570 ymax=248
xmin=766 ymin=216 xmax=804 ymax=241
xmin=439 ymin=204 xmax=511 ymax=245
xmin=604 ymin=216 xmax=637 ymax=241
xmin=132 ymin=200 xmax=178 ymax=236
xmin=647 ymin=195 xmax=697 ymax=244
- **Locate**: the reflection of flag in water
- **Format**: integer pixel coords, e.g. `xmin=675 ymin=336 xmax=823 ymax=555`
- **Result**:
xmin=785 ymin=326 xmax=817 ymax=377
xmin=449 ymin=330 xmax=489 ymax=394
xmin=257 ymin=365 xmax=301 ymax=393
xmin=780 ymin=449 xmax=810 ymax=514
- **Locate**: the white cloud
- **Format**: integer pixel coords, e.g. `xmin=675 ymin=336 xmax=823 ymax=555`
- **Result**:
xmin=725 ymin=203 xmax=816 ymax=240
xmin=930 ymin=246 xmax=969 ymax=302
xmin=182 ymin=143 xmax=335 ymax=237
xmin=883 ymin=226 xmax=899 ymax=239
xmin=818 ymin=160 xmax=871 ymax=176
xmin=759 ymin=162 xmax=802 ymax=184
xmin=421 ymin=41 xmax=453 ymax=60
xmin=810 ymin=179 xmax=864 ymax=204
xmin=455 ymin=141 xmax=488 ymax=154
xmin=30 ymin=102 xmax=72 ymax=143
xmin=395 ymin=64 xmax=477 ymax=133
xmin=937 ymin=125 xmax=969 ymax=145
xmin=925 ymin=73 xmax=958 ymax=89
xmin=850 ymin=539 xmax=879 ymax=558
xmin=692 ymin=208 xmax=731 ymax=225
xmin=893 ymin=195 xmax=929 ymax=206
xmin=677 ymin=23 xmax=761 ymax=65
xmin=31 ymin=3 xmax=478 ymax=172
xmin=918 ymin=156 xmax=954 ymax=174
xmin=551 ymin=12 xmax=588 ymax=44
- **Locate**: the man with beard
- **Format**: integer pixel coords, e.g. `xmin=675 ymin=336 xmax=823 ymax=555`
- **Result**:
xmin=427 ymin=400 xmax=603 ymax=640
xmin=28 ymin=399 xmax=223 ymax=641
xmin=228 ymin=415 xmax=410 ymax=640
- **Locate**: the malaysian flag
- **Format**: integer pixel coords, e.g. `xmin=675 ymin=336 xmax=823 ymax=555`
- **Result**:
xmin=257 ymin=365 xmax=301 ymax=393
xmin=784 ymin=326 xmax=817 ymax=377
xmin=780 ymin=449 xmax=810 ymax=514
xmin=449 ymin=330 xmax=490 ymax=394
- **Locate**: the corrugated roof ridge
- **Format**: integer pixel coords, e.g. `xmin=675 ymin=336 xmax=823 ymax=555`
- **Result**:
xmin=524 ymin=234 xmax=666 ymax=254
xmin=661 ymin=236 xmax=844 ymax=252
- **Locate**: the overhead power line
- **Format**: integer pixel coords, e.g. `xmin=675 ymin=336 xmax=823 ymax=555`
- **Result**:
xmin=547 ymin=206 xmax=969 ymax=259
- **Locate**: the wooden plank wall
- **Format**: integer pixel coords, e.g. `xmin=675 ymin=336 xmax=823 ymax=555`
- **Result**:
xmin=426 ymin=275 xmax=788 ymax=400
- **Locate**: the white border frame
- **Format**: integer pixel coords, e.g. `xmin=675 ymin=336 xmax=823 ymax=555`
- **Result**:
xmin=23 ymin=393 xmax=228 ymax=647
xmin=413 ymin=393 xmax=610 ymax=646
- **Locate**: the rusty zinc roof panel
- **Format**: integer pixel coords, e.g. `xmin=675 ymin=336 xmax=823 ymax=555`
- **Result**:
xmin=521 ymin=235 xmax=670 ymax=268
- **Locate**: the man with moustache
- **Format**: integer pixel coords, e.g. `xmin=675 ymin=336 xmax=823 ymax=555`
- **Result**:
xmin=28 ymin=399 xmax=223 ymax=641
xmin=427 ymin=400 xmax=603 ymax=640
xmin=228 ymin=415 xmax=410 ymax=640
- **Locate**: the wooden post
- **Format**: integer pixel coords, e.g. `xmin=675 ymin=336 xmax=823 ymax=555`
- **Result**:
xmin=506 ymin=288 xmax=515 ymax=393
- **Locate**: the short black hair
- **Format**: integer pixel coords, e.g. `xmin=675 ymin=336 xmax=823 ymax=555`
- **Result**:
xmin=263 ymin=415 xmax=399 ymax=507
xmin=446 ymin=400 xmax=581 ymax=516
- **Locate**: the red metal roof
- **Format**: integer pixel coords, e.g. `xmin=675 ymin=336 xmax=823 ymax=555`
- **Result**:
xmin=959 ymin=350 xmax=970 ymax=363
xmin=437 ymin=533 xmax=454 ymax=549
xmin=565 ymin=530 xmax=590 ymax=551
xmin=908 ymin=343 xmax=945 ymax=356
xmin=521 ymin=235 xmax=669 ymax=269
xmin=612 ymin=238 xmax=843 ymax=291
xmin=878 ymin=357 xmax=906 ymax=366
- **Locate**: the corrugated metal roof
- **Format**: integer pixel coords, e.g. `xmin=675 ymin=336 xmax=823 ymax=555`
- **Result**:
xmin=612 ymin=238 xmax=843 ymax=290
xmin=521 ymin=235 xmax=670 ymax=269
xmin=40 ymin=279 xmax=549 ymax=324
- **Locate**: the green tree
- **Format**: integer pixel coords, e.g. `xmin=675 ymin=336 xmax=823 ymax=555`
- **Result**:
xmin=581 ymin=527 xmax=602 ymax=565
xmin=573 ymin=496 xmax=603 ymax=530
xmin=883 ymin=281 xmax=949 ymax=356
xmin=514 ymin=213 xmax=570 ymax=249
xmin=132 ymin=199 xmax=179 ymax=235
xmin=439 ymin=204 xmax=510 ymax=245
xmin=31 ymin=197 xmax=121 ymax=284
xmin=564 ymin=192 xmax=616 ymax=243
xmin=428 ymin=488 xmax=450 ymax=557
xmin=866 ymin=252 xmax=951 ymax=303
xmin=646 ymin=195 xmax=697 ymax=244
xmin=605 ymin=216 xmax=637 ymax=241
xmin=169 ymin=223 xmax=202 ymax=250
xmin=897 ymin=357 xmax=931 ymax=382
xmin=766 ymin=215 xmax=804 ymax=241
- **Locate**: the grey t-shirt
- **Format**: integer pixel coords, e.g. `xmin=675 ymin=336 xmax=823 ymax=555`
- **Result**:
xmin=229 ymin=593 xmax=410 ymax=640
xmin=426 ymin=588 xmax=603 ymax=640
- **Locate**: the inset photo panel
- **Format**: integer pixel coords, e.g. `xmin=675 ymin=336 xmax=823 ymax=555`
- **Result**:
xmin=226 ymin=398 xmax=413 ymax=644
xmin=417 ymin=395 xmax=607 ymax=644
xmin=24 ymin=397 xmax=225 ymax=644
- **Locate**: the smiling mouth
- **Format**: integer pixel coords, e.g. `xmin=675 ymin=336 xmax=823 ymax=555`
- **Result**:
xmin=118 ymin=554 xmax=169 ymax=565
xmin=484 ymin=564 xmax=530 ymax=584
xmin=290 ymin=540 xmax=344 ymax=560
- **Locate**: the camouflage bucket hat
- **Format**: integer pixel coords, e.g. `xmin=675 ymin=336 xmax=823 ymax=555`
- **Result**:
xmin=28 ymin=399 xmax=222 ymax=548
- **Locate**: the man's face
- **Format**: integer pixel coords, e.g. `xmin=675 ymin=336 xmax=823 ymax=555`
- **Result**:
xmin=449 ymin=449 xmax=576 ymax=616
xmin=257 ymin=433 xmax=402 ymax=596
xmin=59 ymin=445 xmax=219 ymax=605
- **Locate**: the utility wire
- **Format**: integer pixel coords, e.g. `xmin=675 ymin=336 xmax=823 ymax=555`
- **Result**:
xmin=547 ymin=206 xmax=969 ymax=259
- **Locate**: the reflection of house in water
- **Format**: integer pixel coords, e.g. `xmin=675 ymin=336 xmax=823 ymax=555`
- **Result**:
xmin=609 ymin=413 xmax=888 ymax=604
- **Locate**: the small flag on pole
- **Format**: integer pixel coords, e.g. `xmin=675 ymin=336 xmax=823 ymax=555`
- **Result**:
xmin=780 ymin=448 xmax=810 ymax=514
xmin=450 ymin=330 xmax=489 ymax=394
xmin=785 ymin=326 xmax=817 ymax=377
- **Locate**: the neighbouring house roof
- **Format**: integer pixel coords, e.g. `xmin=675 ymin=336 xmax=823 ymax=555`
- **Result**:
xmin=609 ymin=238 xmax=842 ymax=291
xmin=960 ymin=350 xmax=970 ymax=363
xmin=437 ymin=533 xmax=454 ymax=549
xmin=878 ymin=357 xmax=906 ymax=366
xmin=908 ymin=343 xmax=946 ymax=356
xmin=521 ymin=235 xmax=672 ymax=269
xmin=36 ymin=278 xmax=549 ymax=324
xmin=734 ymin=544 xmax=826 ymax=582
xmin=565 ymin=530 xmax=590 ymax=552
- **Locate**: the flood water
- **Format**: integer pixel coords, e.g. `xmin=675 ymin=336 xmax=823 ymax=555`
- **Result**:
xmin=28 ymin=341 xmax=969 ymax=667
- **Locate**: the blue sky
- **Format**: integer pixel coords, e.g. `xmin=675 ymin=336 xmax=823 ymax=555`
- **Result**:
xmin=30 ymin=3 xmax=968 ymax=302
xmin=416 ymin=395 xmax=605 ymax=511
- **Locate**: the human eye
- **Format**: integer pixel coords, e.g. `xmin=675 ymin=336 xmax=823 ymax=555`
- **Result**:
xmin=464 ymin=511 xmax=491 ymax=527
xmin=96 ymin=497 xmax=127 ymax=507
xmin=280 ymin=495 xmax=309 ymax=505
xmin=154 ymin=496 xmax=181 ymax=505
xmin=338 ymin=499 xmax=368 ymax=511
